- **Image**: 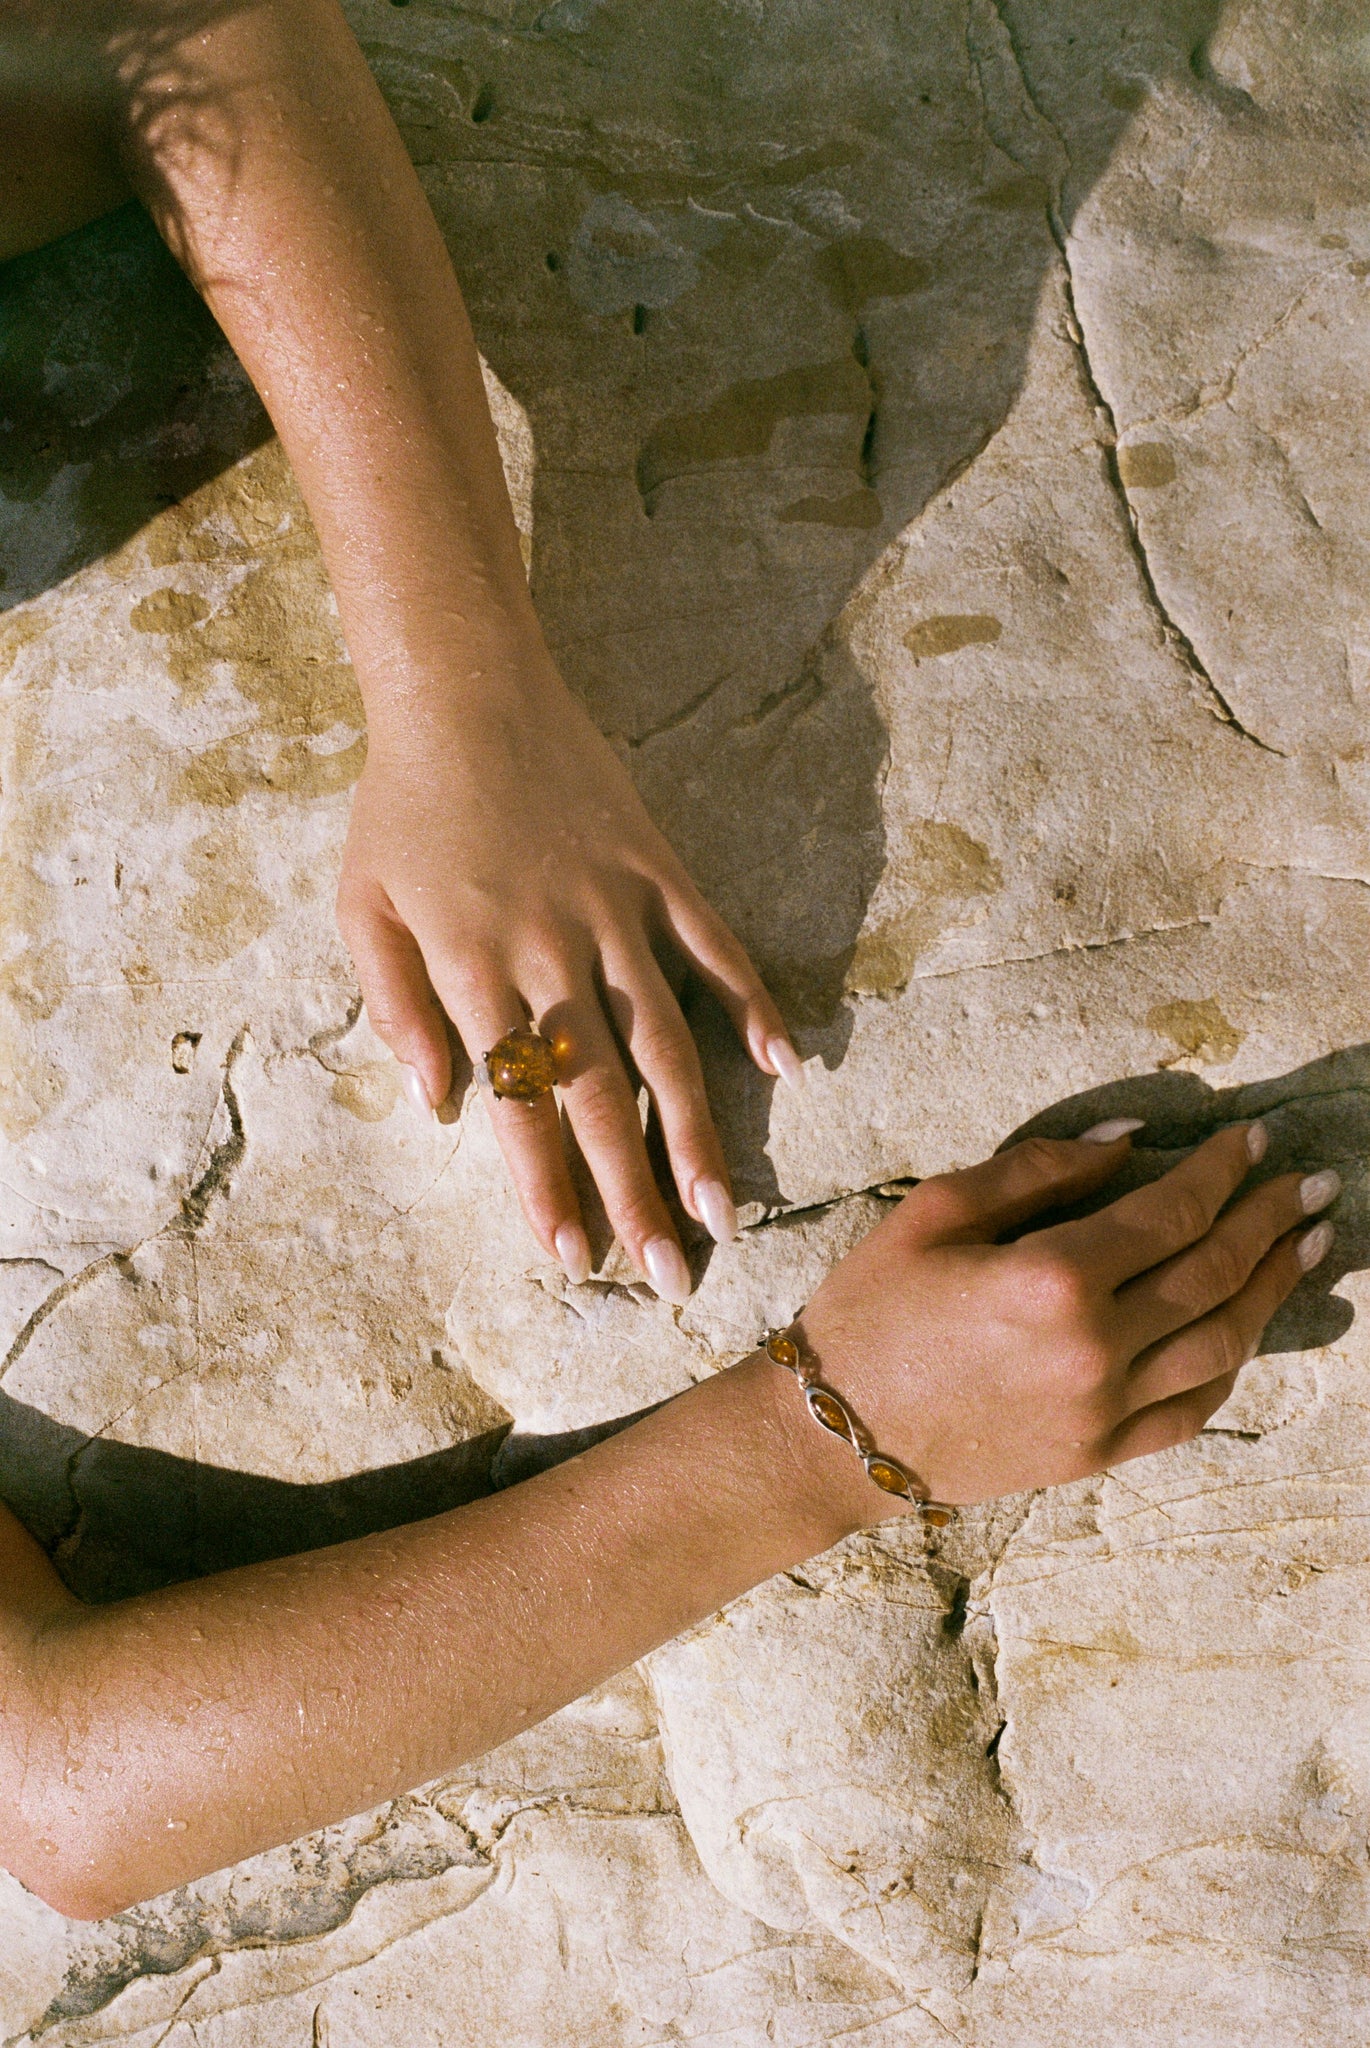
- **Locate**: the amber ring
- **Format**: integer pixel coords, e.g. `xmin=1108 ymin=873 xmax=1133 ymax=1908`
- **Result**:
xmin=477 ymin=1025 xmax=561 ymax=1103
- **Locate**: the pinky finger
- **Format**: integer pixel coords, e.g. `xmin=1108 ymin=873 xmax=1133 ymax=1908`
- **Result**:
xmin=661 ymin=887 xmax=805 ymax=1091
xmin=1124 ymin=1221 xmax=1331 ymax=1416
xmin=1109 ymin=1219 xmax=1334 ymax=1465
xmin=1106 ymin=1370 xmax=1244 ymax=1467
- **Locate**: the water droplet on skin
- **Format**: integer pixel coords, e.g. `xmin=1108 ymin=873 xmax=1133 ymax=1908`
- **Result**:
xmin=166 ymin=1818 xmax=189 ymax=1831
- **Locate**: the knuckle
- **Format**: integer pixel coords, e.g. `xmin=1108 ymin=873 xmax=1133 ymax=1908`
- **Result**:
xmin=568 ymin=1071 xmax=640 ymax=1150
xmin=1014 ymin=1135 xmax=1071 ymax=1182
xmin=1013 ymin=1244 xmax=1092 ymax=1323
xmin=1207 ymin=1317 xmax=1246 ymax=1380
xmin=1199 ymin=1237 xmax=1247 ymax=1305
xmin=633 ymin=1016 xmax=697 ymax=1086
xmin=1168 ymin=1185 xmax=1212 ymax=1247
xmin=1055 ymin=1336 xmax=1115 ymax=1403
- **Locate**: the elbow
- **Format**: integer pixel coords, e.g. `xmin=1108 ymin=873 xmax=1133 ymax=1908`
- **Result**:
xmin=3 ymin=1766 xmax=164 ymax=1923
xmin=6 ymin=1812 xmax=145 ymax=1923
xmin=21 ymin=1862 xmax=122 ymax=1926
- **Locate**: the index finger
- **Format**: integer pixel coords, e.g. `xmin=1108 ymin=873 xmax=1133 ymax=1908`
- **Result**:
xmin=1054 ymin=1120 xmax=1266 ymax=1291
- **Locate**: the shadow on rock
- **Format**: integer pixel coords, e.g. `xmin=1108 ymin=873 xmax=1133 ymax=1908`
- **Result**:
xmin=2 ymin=3 xmax=1228 ymax=1183
xmin=0 ymin=1391 xmax=508 ymax=1603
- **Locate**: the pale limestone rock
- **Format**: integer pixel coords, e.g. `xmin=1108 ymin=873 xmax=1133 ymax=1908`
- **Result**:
xmin=1 ymin=0 xmax=1369 ymax=2041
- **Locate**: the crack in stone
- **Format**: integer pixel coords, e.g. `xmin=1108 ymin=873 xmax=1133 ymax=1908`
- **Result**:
xmin=1060 ymin=267 xmax=1286 ymax=758
xmin=177 ymin=1028 xmax=248 ymax=1236
xmin=0 ymin=1251 xmax=123 ymax=1387
xmin=36 ymin=1797 xmax=489 ymax=2036
xmin=976 ymin=6 xmax=1287 ymax=763
xmin=982 ymin=0 xmax=1072 ymax=167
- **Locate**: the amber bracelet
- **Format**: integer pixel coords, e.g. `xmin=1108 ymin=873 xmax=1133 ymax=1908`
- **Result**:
xmin=761 ymin=1327 xmax=955 ymax=1529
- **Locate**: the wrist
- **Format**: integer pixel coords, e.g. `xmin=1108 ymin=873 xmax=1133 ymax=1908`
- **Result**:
xmin=351 ymin=623 xmax=574 ymax=757
xmin=727 ymin=1351 xmax=878 ymax=1553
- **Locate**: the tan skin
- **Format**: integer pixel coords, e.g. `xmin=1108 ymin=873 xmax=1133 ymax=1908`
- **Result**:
xmin=0 ymin=0 xmax=1343 ymax=1922
xmin=0 ymin=1119 xmax=1342 ymax=1917
xmin=1 ymin=0 xmax=810 ymax=1303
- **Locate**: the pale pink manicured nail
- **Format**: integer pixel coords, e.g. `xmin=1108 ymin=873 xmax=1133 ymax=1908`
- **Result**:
xmin=555 ymin=1222 xmax=592 ymax=1285
xmin=767 ymin=1038 xmax=807 ymax=1092
xmin=1078 ymin=1116 xmax=1145 ymax=1145
xmin=693 ymin=1177 xmax=737 ymax=1244
xmin=1246 ymin=1120 xmax=1268 ymax=1163
xmin=1299 ymin=1169 xmax=1341 ymax=1216
xmin=399 ymin=1063 xmax=433 ymax=1118
xmin=1297 ymin=1221 xmax=1334 ymax=1272
xmin=643 ymin=1237 xmax=692 ymax=1305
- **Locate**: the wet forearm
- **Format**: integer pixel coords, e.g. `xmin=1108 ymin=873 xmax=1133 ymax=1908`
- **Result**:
xmin=104 ymin=0 xmax=539 ymax=724
xmin=12 ymin=1356 xmax=862 ymax=1918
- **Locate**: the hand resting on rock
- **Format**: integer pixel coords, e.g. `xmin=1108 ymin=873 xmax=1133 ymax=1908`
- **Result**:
xmin=0 ymin=1118 xmax=1335 ymax=1921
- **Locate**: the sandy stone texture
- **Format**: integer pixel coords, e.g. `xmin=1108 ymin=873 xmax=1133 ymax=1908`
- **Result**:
xmin=1 ymin=0 xmax=1368 ymax=2040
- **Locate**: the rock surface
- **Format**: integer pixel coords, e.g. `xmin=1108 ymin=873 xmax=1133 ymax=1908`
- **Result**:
xmin=1 ymin=0 xmax=1369 ymax=2040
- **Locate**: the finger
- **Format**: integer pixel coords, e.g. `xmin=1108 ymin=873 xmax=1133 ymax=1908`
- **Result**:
xmin=899 ymin=1125 xmax=1142 ymax=1248
xmin=659 ymin=883 xmax=805 ymax=1092
xmin=1117 ymin=1166 xmax=1340 ymax=1351
xmin=1105 ymin=1369 xmax=1241 ymax=1467
xmin=1124 ymin=1221 xmax=1331 ymax=1414
xmin=428 ymin=963 xmax=589 ymax=1283
xmin=336 ymin=885 xmax=451 ymax=1116
xmin=1057 ymin=1121 xmax=1266 ymax=1290
xmin=556 ymin=996 xmax=692 ymax=1304
xmin=600 ymin=943 xmax=737 ymax=1243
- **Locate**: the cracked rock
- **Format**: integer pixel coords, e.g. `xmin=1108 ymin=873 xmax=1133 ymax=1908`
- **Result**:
xmin=1 ymin=1 xmax=1369 ymax=2042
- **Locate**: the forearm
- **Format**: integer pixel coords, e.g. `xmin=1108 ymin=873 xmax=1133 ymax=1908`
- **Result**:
xmin=15 ymin=1356 xmax=864 ymax=1918
xmin=104 ymin=0 xmax=540 ymax=726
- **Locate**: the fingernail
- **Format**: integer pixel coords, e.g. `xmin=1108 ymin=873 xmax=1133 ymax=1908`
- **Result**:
xmin=1246 ymin=1120 xmax=1268 ymax=1163
xmin=1299 ymin=1168 xmax=1341 ymax=1216
xmin=693 ymin=1177 xmax=738 ymax=1244
xmin=399 ymin=1063 xmax=432 ymax=1119
xmin=1078 ymin=1116 xmax=1145 ymax=1144
xmin=1297 ymin=1221 xmax=1334 ymax=1272
xmin=643 ymin=1236 xmax=692 ymax=1305
xmin=767 ymin=1038 xmax=807 ymax=1092
xmin=555 ymin=1222 xmax=592 ymax=1286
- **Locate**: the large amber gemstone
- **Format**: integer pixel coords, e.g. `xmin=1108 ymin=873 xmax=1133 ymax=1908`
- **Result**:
xmin=864 ymin=1456 xmax=912 ymax=1497
xmin=765 ymin=1332 xmax=800 ymax=1371
xmin=484 ymin=1027 xmax=558 ymax=1101
xmin=806 ymin=1388 xmax=852 ymax=1438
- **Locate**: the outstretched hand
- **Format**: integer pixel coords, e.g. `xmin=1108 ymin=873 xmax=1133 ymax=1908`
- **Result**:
xmin=788 ymin=1118 xmax=1337 ymax=1519
xmin=337 ymin=669 xmax=799 ymax=1300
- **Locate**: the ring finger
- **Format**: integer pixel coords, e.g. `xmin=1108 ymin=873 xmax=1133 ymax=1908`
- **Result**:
xmin=435 ymin=970 xmax=589 ymax=1283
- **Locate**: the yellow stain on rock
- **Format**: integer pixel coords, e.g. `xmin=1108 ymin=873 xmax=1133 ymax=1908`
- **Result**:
xmin=847 ymin=820 xmax=1002 ymax=995
xmin=174 ymin=830 xmax=275 ymax=967
xmin=903 ymin=613 xmax=1002 ymax=659
xmin=129 ymin=441 xmax=365 ymax=800
xmin=1146 ymin=996 xmax=1245 ymax=1067
xmin=777 ymin=488 xmax=882 ymax=529
xmin=130 ymin=588 xmax=210 ymax=635
xmin=814 ymin=234 xmax=930 ymax=313
xmin=331 ymin=1065 xmax=402 ymax=1122
xmin=1118 ymin=442 xmax=1177 ymax=489
xmin=637 ymin=356 xmax=872 ymax=504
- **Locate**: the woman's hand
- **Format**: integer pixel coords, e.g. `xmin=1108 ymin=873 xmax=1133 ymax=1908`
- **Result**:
xmin=337 ymin=661 xmax=797 ymax=1300
xmin=785 ymin=1118 xmax=1338 ymax=1521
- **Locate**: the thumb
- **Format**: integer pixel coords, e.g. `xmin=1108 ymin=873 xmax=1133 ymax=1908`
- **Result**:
xmin=898 ymin=1121 xmax=1143 ymax=1246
